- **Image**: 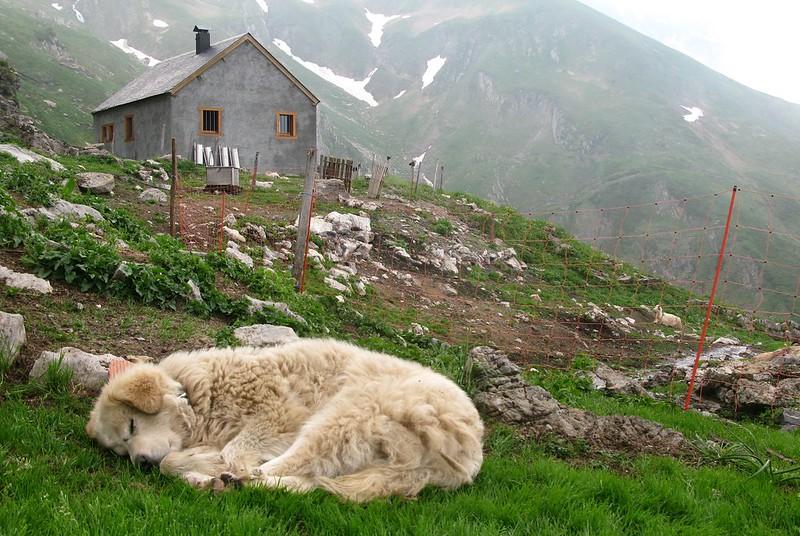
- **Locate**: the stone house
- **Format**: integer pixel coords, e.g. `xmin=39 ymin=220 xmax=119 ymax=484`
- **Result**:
xmin=92 ymin=29 xmax=318 ymax=175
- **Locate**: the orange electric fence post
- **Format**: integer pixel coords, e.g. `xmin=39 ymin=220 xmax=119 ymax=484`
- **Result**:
xmin=683 ymin=186 xmax=738 ymax=410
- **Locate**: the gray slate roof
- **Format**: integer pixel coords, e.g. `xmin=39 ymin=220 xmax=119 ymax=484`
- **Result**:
xmin=93 ymin=35 xmax=243 ymax=113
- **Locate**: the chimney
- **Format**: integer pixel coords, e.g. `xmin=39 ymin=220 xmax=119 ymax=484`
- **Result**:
xmin=194 ymin=25 xmax=210 ymax=54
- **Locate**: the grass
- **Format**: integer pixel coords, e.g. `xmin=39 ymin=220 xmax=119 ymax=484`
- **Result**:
xmin=2 ymin=385 xmax=800 ymax=535
xmin=2 ymin=150 xmax=800 ymax=533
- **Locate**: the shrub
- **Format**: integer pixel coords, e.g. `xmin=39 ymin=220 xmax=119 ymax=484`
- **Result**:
xmin=433 ymin=218 xmax=454 ymax=236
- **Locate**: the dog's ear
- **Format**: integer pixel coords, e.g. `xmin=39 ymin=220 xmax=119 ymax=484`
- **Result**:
xmin=109 ymin=366 xmax=168 ymax=414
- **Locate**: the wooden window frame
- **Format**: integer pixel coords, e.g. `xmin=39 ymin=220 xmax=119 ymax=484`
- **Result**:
xmin=124 ymin=115 xmax=134 ymax=142
xmin=275 ymin=112 xmax=297 ymax=140
xmin=101 ymin=123 xmax=114 ymax=143
xmin=199 ymin=107 xmax=223 ymax=136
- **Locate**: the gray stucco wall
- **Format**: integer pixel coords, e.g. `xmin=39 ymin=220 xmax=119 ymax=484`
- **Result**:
xmin=92 ymin=95 xmax=172 ymax=160
xmin=171 ymin=42 xmax=317 ymax=175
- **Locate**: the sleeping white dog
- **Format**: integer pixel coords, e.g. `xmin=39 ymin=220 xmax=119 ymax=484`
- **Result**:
xmin=86 ymin=338 xmax=484 ymax=502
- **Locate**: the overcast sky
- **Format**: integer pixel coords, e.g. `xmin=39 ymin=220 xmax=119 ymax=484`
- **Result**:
xmin=578 ymin=0 xmax=800 ymax=104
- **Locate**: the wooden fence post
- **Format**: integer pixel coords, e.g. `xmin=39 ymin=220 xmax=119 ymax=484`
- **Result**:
xmin=250 ymin=151 xmax=259 ymax=189
xmin=292 ymin=148 xmax=316 ymax=289
xmin=170 ymin=138 xmax=177 ymax=237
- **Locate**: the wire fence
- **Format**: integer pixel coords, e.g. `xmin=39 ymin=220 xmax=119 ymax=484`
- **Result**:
xmin=162 ymin=154 xmax=799 ymax=412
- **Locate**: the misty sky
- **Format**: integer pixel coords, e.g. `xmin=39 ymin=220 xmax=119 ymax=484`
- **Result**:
xmin=578 ymin=0 xmax=800 ymax=104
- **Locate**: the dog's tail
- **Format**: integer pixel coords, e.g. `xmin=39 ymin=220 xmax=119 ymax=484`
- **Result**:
xmin=314 ymin=466 xmax=432 ymax=503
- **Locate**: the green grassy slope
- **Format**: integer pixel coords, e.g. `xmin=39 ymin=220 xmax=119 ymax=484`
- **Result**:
xmin=1 ymin=151 xmax=800 ymax=533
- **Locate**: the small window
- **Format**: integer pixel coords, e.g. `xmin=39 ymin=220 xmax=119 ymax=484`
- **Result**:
xmin=124 ymin=115 xmax=134 ymax=142
xmin=276 ymin=112 xmax=296 ymax=139
xmin=200 ymin=108 xmax=222 ymax=135
xmin=101 ymin=123 xmax=114 ymax=143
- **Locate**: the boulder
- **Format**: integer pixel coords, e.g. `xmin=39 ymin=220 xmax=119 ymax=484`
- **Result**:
xmin=469 ymin=346 xmax=688 ymax=455
xmin=242 ymin=223 xmax=267 ymax=244
xmin=0 ymin=311 xmax=26 ymax=363
xmin=325 ymin=277 xmax=350 ymax=294
xmin=186 ymin=280 xmax=203 ymax=302
xmin=0 ymin=265 xmax=53 ymax=294
xmin=76 ymin=172 xmax=115 ymax=194
xmin=233 ymin=324 xmax=299 ymax=347
xmin=587 ymin=363 xmax=651 ymax=397
xmin=226 ymin=244 xmax=254 ymax=268
xmin=29 ymin=347 xmax=121 ymax=391
xmin=223 ymin=226 xmax=246 ymax=243
xmin=0 ymin=143 xmax=64 ymax=171
xmin=49 ymin=199 xmax=104 ymax=221
xmin=324 ymin=211 xmax=371 ymax=234
xmin=138 ymin=188 xmax=168 ymax=204
xmin=309 ymin=217 xmax=333 ymax=235
xmin=443 ymin=283 xmax=459 ymax=297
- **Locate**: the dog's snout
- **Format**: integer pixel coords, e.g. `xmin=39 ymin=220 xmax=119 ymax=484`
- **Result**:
xmin=134 ymin=454 xmax=154 ymax=467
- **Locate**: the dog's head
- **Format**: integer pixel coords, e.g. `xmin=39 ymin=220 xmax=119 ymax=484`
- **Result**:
xmin=86 ymin=364 xmax=192 ymax=466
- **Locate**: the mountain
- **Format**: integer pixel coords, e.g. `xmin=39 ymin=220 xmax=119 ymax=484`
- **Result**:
xmin=2 ymin=0 xmax=799 ymax=313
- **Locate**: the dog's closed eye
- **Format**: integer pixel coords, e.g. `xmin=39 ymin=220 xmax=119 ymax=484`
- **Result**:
xmin=126 ymin=418 xmax=136 ymax=440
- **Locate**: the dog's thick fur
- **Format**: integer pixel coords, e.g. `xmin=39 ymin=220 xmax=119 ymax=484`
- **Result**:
xmin=86 ymin=339 xmax=484 ymax=501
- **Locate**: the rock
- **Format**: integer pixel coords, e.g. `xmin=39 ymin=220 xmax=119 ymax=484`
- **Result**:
xmin=29 ymin=347 xmax=121 ymax=391
xmin=138 ymin=188 xmax=168 ymax=204
xmin=353 ymin=279 xmax=367 ymax=296
xmin=245 ymin=295 xmax=307 ymax=326
xmin=325 ymin=277 xmax=351 ymax=294
xmin=587 ymin=363 xmax=651 ymax=397
xmin=226 ymin=245 xmax=254 ymax=268
xmin=0 ymin=311 xmax=26 ymax=363
xmin=233 ymin=324 xmax=299 ymax=347
xmin=254 ymin=181 xmax=273 ymax=190
xmin=223 ymin=226 xmax=246 ymax=243
xmin=309 ymin=217 xmax=333 ymax=235
xmin=324 ymin=211 xmax=371 ymax=234
xmin=781 ymin=409 xmax=800 ymax=431
xmin=49 ymin=199 xmax=104 ymax=221
xmin=469 ymin=346 xmax=687 ymax=455
xmin=0 ymin=265 xmax=53 ymax=294
xmin=186 ymin=280 xmax=202 ymax=302
xmin=443 ymin=284 xmax=458 ymax=297
xmin=409 ymin=323 xmax=429 ymax=336
xmin=712 ymin=336 xmax=741 ymax=346
xmin=338 ymin=194 xmax=381 ymax=211
xmin=115 ymin=239 xmax=130 ymax=250
xmin=0 ymin=143 xmax=64 ymax=171
xmin=223 ymin=213 xmax=237 ymax=227
xmin=306 ymin=248 xmax=324 ymax=267
xmin=76 ymin=172 xmax=115 ymax=195
xmin=242 ymin=223 xmax=267 ymax=244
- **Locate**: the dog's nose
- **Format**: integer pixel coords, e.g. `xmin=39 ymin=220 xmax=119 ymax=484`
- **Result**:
xmin=134 ymin=454 xmax=154 ymax=467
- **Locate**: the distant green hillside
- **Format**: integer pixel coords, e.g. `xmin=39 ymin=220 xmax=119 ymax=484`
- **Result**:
xmin=0 ymin=0 xmax=142 ymax=144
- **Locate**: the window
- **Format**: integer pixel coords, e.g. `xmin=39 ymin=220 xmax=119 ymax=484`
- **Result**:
xmin=124 ymin=115 xmax=134 ymax=142
xmin=101 ymin=123 xmax=114 ymax=143
xmin=200 ymin=108 xmax=222 ymax=135
xmin=276 ymin=112 xmax=297 ymax=139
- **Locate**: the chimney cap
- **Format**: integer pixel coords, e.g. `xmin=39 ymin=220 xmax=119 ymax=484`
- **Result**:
xmin=193 ymin=25 xmax=209 ymax=33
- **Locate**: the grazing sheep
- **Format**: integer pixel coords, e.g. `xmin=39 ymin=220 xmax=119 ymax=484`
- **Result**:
xmin=653 ymin=304 xmax=683 ymax=331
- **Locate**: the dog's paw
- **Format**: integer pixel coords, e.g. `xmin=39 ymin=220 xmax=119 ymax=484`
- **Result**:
xmin=184 ymin=472 xmax=215 ymax=490
xmin=211 ymin=472 xmax=243 ymax=492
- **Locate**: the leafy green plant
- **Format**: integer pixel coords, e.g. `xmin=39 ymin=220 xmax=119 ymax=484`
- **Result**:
xmin=433 ymin=218 xmax=454 ymax=236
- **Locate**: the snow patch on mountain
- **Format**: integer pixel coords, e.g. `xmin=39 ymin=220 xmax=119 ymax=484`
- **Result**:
xmin=110 ymin=39 xmax=161 ymax=67
xmin=72 ymin=1 xmax=85 ymax=23
xmin=393 ymin=90 xmax=406 ymax=99
xmin=272 ymin=38 xmax=378 ymax=107
xmin=51 ymin=3 xmax=63 ymax=11
xmin=681 ymin=106 xmax=704 ymax=123
xmin=422 ymin=56 xmax=446 ymax=89
xmin=152 ymin=19 xmax=169 ymax=28
xmin=255 ymin=0 xmax=268 ymax=14
xmin=364 ymin=10 xmax=408 ymax=47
